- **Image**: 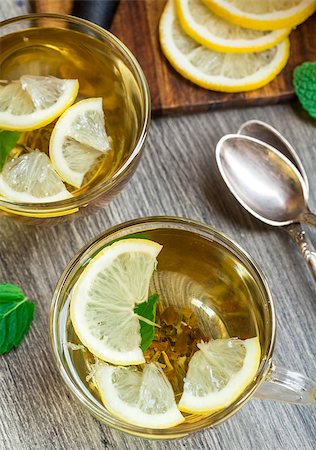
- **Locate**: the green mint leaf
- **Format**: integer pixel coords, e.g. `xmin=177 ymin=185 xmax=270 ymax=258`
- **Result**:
xmin=0 ymin=283 xmax=35 ymax=355
xmin=0 ymin=130 xmax=21 ymax=171
xmin=293 ymin=62 xmax=316 ymax=119
xmin=134 ymin=293 xmax=159 ymax=352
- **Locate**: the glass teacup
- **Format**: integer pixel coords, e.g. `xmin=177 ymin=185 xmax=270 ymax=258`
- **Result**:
xmin=0 ymin=14 xmax=150 ymax=224
xmin=50 ymin=216 xmax=315 ymax=439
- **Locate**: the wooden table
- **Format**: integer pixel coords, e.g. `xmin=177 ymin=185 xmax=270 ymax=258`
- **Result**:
xmin=1 ymin=1 xmax=315 ymax=449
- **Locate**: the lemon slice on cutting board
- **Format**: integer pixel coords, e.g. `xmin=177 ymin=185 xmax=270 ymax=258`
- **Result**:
xmin=70 ymin=239 xmax=162 ymax=365
xmin=96 ymin=363 xmax=185 ymax=428
xmin=49 ymin=97 xmax=110 ymax=188
xmin=178 ymin=337 xmax=261 ymax=413
xmin=0 ymin=150 xmax=71 ymax=203
xmin=202 ymin=0 xmax=316 ymax=30
xmin=0 ymin=75 xmax=79 ymax=131
xmin=160 ymin=1 xmax=290 ymax=92
xmin=175 ymin=0 xmax=290 ymax=53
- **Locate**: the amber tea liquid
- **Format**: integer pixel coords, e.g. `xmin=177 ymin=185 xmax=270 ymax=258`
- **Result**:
xmin=0 ymin=26 xmax=144 ymax=193
xmin=64 ymin=227 xmax=264 ymax=420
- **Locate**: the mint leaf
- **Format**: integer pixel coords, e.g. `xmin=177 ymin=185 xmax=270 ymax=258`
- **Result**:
xmin=0 ymin=130 xmax=21 ymax=171
xmin=293 ymin=62 xmax=316 ymax=119
xmin=0 ymin=283 xmax=34 ymax=355
xmin=134 ymin=293 xmax=159 ymax=352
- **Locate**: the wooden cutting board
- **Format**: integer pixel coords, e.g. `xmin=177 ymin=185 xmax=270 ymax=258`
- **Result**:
xmin=110 ymin=0 xmax=316 ymax=115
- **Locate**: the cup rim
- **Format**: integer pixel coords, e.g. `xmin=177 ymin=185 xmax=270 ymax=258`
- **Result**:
xmin=0 ymin=13 xmax=151 ymax=214
xmin=50 ymin=216 xmax=276 ymax=439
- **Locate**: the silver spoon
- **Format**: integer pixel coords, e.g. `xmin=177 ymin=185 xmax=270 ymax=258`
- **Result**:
xmin=237 ymin=119 xmax=309 ymax=196
xmin=236 ymin=120 xmax=315 ymax=282
xmin=216 ymin=134 xmax=316 ymax=281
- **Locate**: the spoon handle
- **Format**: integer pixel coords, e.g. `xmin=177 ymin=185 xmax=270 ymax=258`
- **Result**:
xmin=298 ymin=210 xmax=316 ymax=229
xmin=285 ymin=223 xmax=316 ymax=282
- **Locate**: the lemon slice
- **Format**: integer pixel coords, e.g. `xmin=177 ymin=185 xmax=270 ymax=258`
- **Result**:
xmin=178 ymin=337 xmax=260 ymax=413
xmin=70 ymin=239 xmax=162 ymax=365
xmin=0 ymin=75 xmax=79 ymax=131
xmin=0 ymin=150 xmax=71 ymax=203
xmin=96 ymin=363 xmax=185 ymax=428
xmin=203 ymin=0 xmax=316 ymax=30
xmin=176 ymin=0 xmax=290 ymax=53
xmin=160 ymin=1 xmax=290 ymax=92
xmin=178 ymin=337 xmax=261 ymax=413
xmin=49 ymin=98 xmax=110 ymax=188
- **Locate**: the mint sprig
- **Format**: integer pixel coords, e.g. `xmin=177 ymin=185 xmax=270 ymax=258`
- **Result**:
xmin=0 ymin=283 xmax=34 ymax=355
xmin=135 ymin=293 xmax=159 ymax=352
xmin=0 ymin=130 xmax=21 ymax=171
xmin=293 ymin=62 xmax=316 ymax=119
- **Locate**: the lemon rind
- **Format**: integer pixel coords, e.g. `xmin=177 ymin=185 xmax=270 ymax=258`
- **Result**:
xmin=96 ymin=365 xmax=185 ymax=428
xmin=160 ymin=1 xmax=290 ymax=93
xmin=70 ymin=239 xmax=162 ymax=366
xmin=49 ymin=97 xmax=109 ymax=188
xmin=0 ymin=182 xmax=71 ymax=203
xmin=202 ymin=0 xmax=316 ymax=30
xmin=0 ymin=79 xmax=79 ymax=131
xmin=178 ymin=337 xmax=261 ymax=414
xmin=175 ymin=0 xmax=291 ymax=53
xmin=0 ymin=172 xmax=71 ymax=204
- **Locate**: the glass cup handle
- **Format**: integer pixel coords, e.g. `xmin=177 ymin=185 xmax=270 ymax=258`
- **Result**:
xmin=254 ymin=363 xmax=316 ymax=405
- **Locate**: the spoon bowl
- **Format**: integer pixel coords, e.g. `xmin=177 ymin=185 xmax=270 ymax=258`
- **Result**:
xmin=237 ymin=120 xmax=309 ymax=195
xmin=216 ymin=134 xmax=308 ymax=226
xmin=216 ymin=132 xmax=316 ymax=282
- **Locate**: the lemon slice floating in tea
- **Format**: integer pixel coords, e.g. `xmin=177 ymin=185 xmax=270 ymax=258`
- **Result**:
xmin=0 ymin=150 xmax=71 ymax=203
xmin=178 ymin=337 xmax=260 ymax=413
xmin=159 ymin=1 xmax=290 ymax=92
xmin=95 ymin=363 xmax=184 ymax=428
xmin=175 ymin=0 xmax=290 ymax=53
xmin=70 ymin=239 xmax=162 ymax=365
xmin=202 ymin=0 xmax=316 ymax=30
xmin=0 ymin=75 xmax=79 ymax=131
xmin=49 ymin=97 xmax=110 ymax=188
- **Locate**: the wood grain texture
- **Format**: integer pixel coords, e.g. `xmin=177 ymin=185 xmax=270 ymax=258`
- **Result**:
xmin=31 ymin=0 xmax=73 ymax=14
xmin=0 ymin=1 xmax=316 ymax=450
xmin=7 ymin=0 xmax=316 ymax=115
xmin=1 ymin=101 xmax=316 ymax=450
xmin=110 ymin=0 xmax=316 ymax=115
